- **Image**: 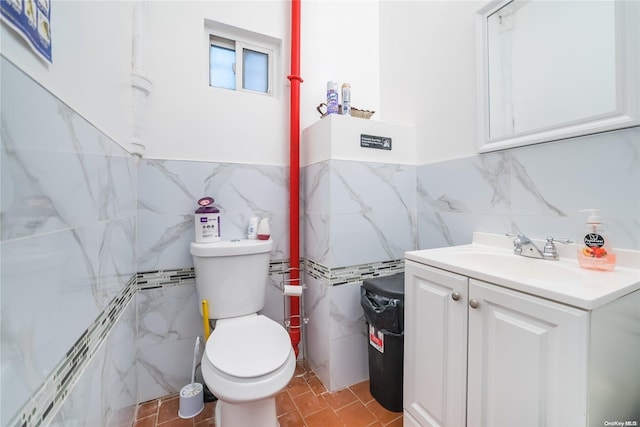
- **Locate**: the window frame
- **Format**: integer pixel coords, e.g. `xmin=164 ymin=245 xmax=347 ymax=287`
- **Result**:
xmin=209 ymin=34 xmax=275 ymax=96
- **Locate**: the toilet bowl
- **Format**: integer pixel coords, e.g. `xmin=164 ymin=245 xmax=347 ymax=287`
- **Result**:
xmin=202 ymin=314 xmax=296 ymax=426
xmin=189 ymin=239 xmax=295 ymax=427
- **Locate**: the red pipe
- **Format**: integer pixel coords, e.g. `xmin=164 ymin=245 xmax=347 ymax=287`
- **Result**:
xmin=287 ymin=0 xmax=302 ymax=357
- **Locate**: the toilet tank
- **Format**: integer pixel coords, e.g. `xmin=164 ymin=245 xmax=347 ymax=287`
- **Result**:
xmin=190 ymin=239 xmax=273 ymax=319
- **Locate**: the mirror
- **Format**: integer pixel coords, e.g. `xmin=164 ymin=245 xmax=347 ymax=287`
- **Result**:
xmin=477 ymin=0 xmax=640 ymax=152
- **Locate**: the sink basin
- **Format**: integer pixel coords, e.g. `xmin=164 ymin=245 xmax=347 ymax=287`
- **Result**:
xmin=405 ymin=232 xmax=640 ymax=310
xmin=443 ymin=250 xmax=581 ymax=282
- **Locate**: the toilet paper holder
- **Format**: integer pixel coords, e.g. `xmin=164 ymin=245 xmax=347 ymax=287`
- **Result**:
xmin=280 ymin=272 xmax=309 ymax=330
xmin=280 ymin=268 xmax=310 ymax=375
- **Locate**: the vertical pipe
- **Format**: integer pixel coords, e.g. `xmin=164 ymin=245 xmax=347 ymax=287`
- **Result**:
xmin=287 ymin=0 xmax=302 ymax=357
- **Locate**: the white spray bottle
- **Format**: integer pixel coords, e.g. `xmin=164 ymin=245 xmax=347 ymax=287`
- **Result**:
xmin=247 ymin=216 xmax=259 ymax=239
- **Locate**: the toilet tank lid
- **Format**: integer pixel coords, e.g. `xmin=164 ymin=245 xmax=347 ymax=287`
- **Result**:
xmin=190 ymin=239 xmax=273 ymax=257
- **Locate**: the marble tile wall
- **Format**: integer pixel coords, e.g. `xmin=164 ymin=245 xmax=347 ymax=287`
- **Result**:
xmin=50 ymin=287 xmax=137 ymax=427
xmin=417 ymin=127 xmax=640 ymax=251
xmin=304 ymin=160 xmax=417 ymax=268
xmin=137 ymin=159 xmax=291 ymax=271
xmin=135 ymin=159 xmax=294 ymax=401
xmin=1 ymin=57 xmax=137 ymax=426
xmin=302 ymin=159 xmax=416 ymax=391
xmin=303 ymin=263 xmax=405 ymax=392
xmin=136 ymin=279 xmax=203 ymax=403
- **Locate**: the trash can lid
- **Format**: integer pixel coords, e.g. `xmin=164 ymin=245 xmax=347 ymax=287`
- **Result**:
xmin=362 ymin=272 xmax=405 ymax=299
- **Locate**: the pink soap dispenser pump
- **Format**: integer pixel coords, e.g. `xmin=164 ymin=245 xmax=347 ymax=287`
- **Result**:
xmin=577 ymin=209 xmax=616 ymax=271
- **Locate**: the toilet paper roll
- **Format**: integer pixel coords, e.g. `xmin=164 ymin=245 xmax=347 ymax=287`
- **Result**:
xmin=283 ymin=285 xmax=303 ymax=296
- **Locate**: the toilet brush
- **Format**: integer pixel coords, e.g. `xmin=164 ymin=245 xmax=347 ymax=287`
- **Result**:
xmin=190 ymin=336 xmax=199 ymax=386
xmin=178 ymin=336 xmax=204 ymax=418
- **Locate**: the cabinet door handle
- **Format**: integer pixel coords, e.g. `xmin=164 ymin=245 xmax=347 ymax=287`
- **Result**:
xmin=469 ymin=299 xmax=479 ymax=309
xmin=451 ymin=292 xmax=461 ymax=301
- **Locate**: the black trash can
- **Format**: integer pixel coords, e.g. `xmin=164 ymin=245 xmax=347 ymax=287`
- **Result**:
xmin=360 ymin=272 xmax=405 ymax=412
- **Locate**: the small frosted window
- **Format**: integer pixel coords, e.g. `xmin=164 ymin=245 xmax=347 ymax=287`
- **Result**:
xmin=208 ymin=31 xmax=274 ymax=96
xmin=242 ymin=48 xmax=268 ymax=93
xmin=210 ymin=44 xmax=236 ymax=90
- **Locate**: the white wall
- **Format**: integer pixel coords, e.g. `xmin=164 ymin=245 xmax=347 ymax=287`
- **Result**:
xmin=143 ymin=1 xmax=290 ymax=165
xmin=1 ymin=0 xmax=382 ymax=166
xmin=299 ymin=1 xmax=381 ymax=133
xmin=0 ymin=0 xmax=134 ymax=151
xmin=3 ymin=0 xmax=481 ymax=166
xmin=143 ymin=0 xmax=381 ymax=165
xmin=379 ymin=0 xmax=486 ymax=164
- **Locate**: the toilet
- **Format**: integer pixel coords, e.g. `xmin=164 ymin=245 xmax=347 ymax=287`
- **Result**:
xmin=189 ymin=238 xmax=296 ymax=427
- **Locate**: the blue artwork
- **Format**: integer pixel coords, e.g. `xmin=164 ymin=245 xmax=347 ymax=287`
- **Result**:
xmin=1 ymin=0 xmax=51 ymax=63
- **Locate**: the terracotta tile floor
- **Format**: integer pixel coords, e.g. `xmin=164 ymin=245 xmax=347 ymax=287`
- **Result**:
xmin=133 ymin=364 xmax=403 ymax=426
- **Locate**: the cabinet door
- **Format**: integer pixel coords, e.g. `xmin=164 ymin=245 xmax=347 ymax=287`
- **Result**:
xmin=404 ymin=260 xmax=468 ymax=427
xmin=467 ymin=279 xmax=588 ymax=427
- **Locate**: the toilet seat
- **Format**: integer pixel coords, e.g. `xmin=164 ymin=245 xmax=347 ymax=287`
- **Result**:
xmin=201 ymin=314 xmax=296 ymax=403
xmin=207 ymin=315 xmax=292 ymax=378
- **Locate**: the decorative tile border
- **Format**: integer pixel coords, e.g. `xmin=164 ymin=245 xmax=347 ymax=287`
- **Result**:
xmin=137 ymin=268 xmax=196 ymax=290
xmin=137 ymin=259 xmax=293 ymax=291
xmin=8 ymin=275 xmax=137 ymax=427
xmin=305 ymin=258 xmax=405 ymax=286
xmin=137 ymin=258 xmax=404 ymax=290
xmin=269 ymin=259 xmax=293 ymax=276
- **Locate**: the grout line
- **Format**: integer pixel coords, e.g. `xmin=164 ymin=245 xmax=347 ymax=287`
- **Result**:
xmin=288 ymin=389 xmax=314 ymax=424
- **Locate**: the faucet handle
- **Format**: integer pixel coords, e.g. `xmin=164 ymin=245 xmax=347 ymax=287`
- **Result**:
xmin=506 ymin=233 xmax=529 ymax=256
xmin=506 ymin=233 xmax=531 ymax=244
xmin=506 ymin=233 xmax=531 ymax=249
xmin=546 ymin=237 xmax=572 ymax=244
xmin=543 ymin=237 xmax=572 ymax=260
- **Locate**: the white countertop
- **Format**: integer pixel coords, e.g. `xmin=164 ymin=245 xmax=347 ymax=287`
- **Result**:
xmin=405 ymin=232 xmax=640 ymax=310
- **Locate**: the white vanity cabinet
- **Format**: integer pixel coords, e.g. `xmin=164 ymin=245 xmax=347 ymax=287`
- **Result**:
xmin=404 ymin=262 xmax=469 ymax=427
xmin=404 ymin=258 xmax=640 ymax=427
xmin=466 ymin=279 xmax=587 ymax=427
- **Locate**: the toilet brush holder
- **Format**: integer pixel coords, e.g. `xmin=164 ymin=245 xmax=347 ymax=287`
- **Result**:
xmin=178 ymin=382 xmax=204 ymax=418
xmin=178 ymin=336 xmax=204 ymax=418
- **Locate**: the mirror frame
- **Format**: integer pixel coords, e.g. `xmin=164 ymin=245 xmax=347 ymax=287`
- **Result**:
xmin=476 ymin=0 xmax=640 ymax=153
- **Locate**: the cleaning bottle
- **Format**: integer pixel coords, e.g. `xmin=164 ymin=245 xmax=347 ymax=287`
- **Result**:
xmin=326 ymin=81 xmax=339 ymax=115
xmin=247 ymin=216 xmax=259 ymax=239
xmin=577 ymin=209 xmax=616 ymax=271
xmin=341 ymin=82 xmax=351 ymax=116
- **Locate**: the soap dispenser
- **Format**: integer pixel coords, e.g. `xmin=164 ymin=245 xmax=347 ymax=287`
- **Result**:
xmin=577 ymin=209 xmax=616 ymax=271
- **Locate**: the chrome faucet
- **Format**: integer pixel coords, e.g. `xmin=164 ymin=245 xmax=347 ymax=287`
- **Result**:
xmin=508 ymin=234 xmax=572 ymax=260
